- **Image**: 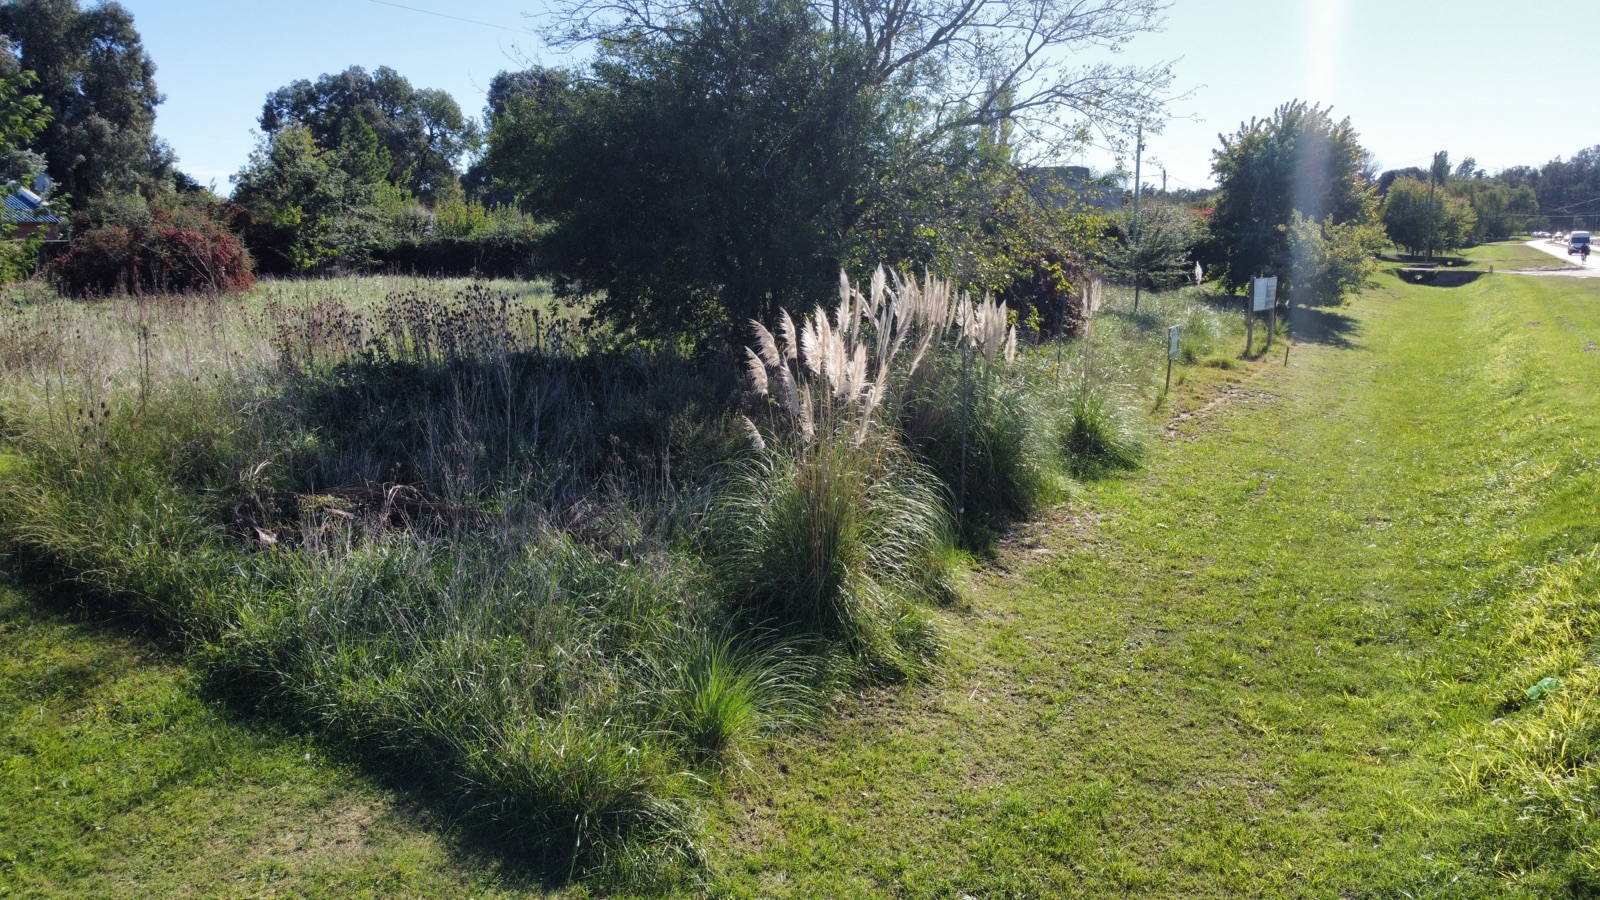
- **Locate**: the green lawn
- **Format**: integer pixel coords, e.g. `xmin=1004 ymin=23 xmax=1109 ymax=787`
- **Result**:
xmin=7 ymin=265 xmax=1600 ymax=897
xmin=702 ymin=269 xmax=1600 ymax=896
xmin=1461 ymin=239 xmax=1578 ymax=271
xmin=0 ymin=587 xmax=559 ymax=899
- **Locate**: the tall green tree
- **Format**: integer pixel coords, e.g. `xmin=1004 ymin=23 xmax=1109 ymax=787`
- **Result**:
xmin=1382 ymin=173 xmax=1475 ymax=257
xmin=1208 ymin=101 xmax=1377 ymax=294
xmin=0 ymin=0 xmax=167 ymax=205
xmin=232 ymin=126 xmax=393 ymax=274
xmin=259 ymin=66 xmax=474 ymax=203
xmin=494 ymin=0 xmax=1165 ymax=344
xmin=0 ymin=51 xmax=46 ymax=176
xmin=0 ymin=59 xmax=49 ymax=283
xmin=1102 ymin=202 xmax=1202 ymax=292
xmin=1450 ymin=178 xmax=1536 ymax=242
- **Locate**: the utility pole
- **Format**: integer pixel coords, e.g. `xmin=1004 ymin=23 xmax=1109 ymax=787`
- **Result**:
xmin=1426 ymin=175 xmax=1436 ymax=263
xmin=1133 ymin=124 xmax=1143 ymax=312
xmin=1162 ymin=168 xmax=1167 ymax=194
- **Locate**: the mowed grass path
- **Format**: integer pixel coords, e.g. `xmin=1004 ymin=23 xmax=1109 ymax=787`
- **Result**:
xmin=706 ymin=263 xmax=1600 ymax=897
xmin=6 ymin=255 xmax=1598 ymax=897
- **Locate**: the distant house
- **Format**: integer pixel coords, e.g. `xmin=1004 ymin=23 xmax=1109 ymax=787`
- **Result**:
xmin=1023 ymin=166 xmax=1124 ymax=214
xmin=4 ymin=187 xmax=62 ymax=241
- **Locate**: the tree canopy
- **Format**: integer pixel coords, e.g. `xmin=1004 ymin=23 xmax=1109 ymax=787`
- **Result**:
xmin=1208 ymin=100 xmax=1376 ymax=294
xmin=260 ymin=66 xmax=474 ymax=203
xmin=491 ymin=0 xmax=1160 ymax=345
xmin=1381 ymin=175 xmax=1475 ymax=256
xmin=551 ymin=0 xmax=1173 ymax=157
xmin=491 ymin=0 xmax=904 ymax=344
xmin=0 ymin=0 xmax=169 ymax=205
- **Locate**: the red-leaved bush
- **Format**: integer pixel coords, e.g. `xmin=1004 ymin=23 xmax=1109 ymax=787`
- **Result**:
xmin=51 ymin=207 xmax=255 ymax=297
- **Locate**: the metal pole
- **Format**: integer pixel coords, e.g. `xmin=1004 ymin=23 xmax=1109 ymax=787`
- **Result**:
xmin=1133 ymin=124 xmax=1143 ymax=312
xmin=1245 ymin=281 xmax=1254 ymax=356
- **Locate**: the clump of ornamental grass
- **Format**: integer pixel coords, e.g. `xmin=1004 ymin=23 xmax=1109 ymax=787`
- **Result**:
xmin=898 ymin=351 xmax=1064 ymax=539
xmin=1061 ymin=388 xmax=1146 ymax=478
xmin=646 ymin=631 xmax=818 ymax=766
xmin=712 ymin=437 xmax=948 ymax=676
xmin=717 ymin=268 xmax=997 ymax=672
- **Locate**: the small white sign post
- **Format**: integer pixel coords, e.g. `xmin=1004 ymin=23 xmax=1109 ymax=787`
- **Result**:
xmin=1166 ymin=324 xmax=1180 ymax=392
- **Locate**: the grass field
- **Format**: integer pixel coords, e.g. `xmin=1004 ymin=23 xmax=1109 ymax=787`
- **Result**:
xmin=0 ymin=585 xmax=550 ymax=899
xmin=6 ymin=247 xmax=1600 ymax=896
xmin=1460 ymin=239 xmax=1578 ymax=271
xmin=699 ymin=257 xmax=1600 ymax=896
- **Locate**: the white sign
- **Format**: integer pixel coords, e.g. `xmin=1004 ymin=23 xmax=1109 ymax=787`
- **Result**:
xmin=1252 ymin=276 xmax=1278 ymax=312
xmin=1168 ymin=325 xmax=1181 ymax=360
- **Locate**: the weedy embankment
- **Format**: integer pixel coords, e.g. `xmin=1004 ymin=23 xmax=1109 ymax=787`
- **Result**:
xmin=0 ymin=273 xmax=1230 ymax=886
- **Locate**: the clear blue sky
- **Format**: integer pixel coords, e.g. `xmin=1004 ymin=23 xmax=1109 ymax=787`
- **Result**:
xmin=116 ymin=0 xmax=1593 ymax=193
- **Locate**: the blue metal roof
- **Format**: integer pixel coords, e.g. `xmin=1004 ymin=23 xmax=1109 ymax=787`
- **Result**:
xmin=3 ymin=187 xmax=59 ymax=225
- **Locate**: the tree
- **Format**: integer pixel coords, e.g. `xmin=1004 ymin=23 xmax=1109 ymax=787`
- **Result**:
xmin=491 ymin=0 xmax=899 ymax=344
xmin=231 ymin=126 xmax=397 ymax=274
xmin=495 ymin=0 xmax=1164 ymax=344
xmin=1451 ymin=178 xmax=1536 ymax=242
xmin=552 ymin=0 xmax=1174 ymax=156
xmin=1101 ymin=201 xmax=1201 ymax=293
xmin=259 ymin=66 xmax=474 ymax=203
xmin=0 ymin=59 xmax=49 ymax=283
xmin=1380 ymin=175 xmax=1475 ymax=256
xmin=0 ymin=0 xmax=168 ymax=205
xmin=1208 ymin=100 xmax=1377 ymax=294
xmin=463 ymin=67 xmax=571 ymax=205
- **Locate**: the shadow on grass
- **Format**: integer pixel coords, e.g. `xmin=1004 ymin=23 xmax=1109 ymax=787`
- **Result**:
xmin=0 ymin=558 xmax=644 ymax=895
xmin=1288 ymin=304 xmax=1363 ymax=350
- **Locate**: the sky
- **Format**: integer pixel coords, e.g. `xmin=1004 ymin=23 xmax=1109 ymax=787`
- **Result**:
xmin=115 ymin=0 xmax=1595 ymax=193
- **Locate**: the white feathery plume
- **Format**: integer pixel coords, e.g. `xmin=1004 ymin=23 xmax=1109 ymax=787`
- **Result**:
xmin=800 ymin=309 xmax=824 ymax=377
xmin=1005 ymin=325 xmax=1017 ymax=364
xmin=798 ymin=389 xmax=815 ymax=443
xmin=774 ymin=362 xmax=799 ymax=415
xmin=841 ymin=343 xmax=867 ymax=400
xmin=744 ymin=346 xmax=769 ymax=395
xmin=742 ymin=415 xmax=766 ymax=451
xmin=751 ymin=320 xmax=782 ymax=368
xmin=779 ymin=309 xmax=798 ymax=360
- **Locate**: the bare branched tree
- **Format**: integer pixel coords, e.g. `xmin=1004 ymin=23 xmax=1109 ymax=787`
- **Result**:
xmin=542 ymin=0 xmax=1175 ymax=156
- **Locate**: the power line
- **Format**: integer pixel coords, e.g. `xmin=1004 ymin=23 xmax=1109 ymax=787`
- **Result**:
xmin=353 ymin=0 xmax=537 ymax=35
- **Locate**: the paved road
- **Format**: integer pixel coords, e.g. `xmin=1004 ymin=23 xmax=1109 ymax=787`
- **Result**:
xmin=1519 ymin=238 xmax=1600 ymax=276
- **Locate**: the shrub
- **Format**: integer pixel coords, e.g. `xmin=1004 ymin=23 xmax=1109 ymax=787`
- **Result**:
xmin=1287 ymin=211 xmax=1386 ymax=305
xmin=50 ymin=204 xmax=254 ymax=296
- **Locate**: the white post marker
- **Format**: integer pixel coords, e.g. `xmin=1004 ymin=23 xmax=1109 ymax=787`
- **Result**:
xmin=1166 ymin=324 xmax=1180 ymax=392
